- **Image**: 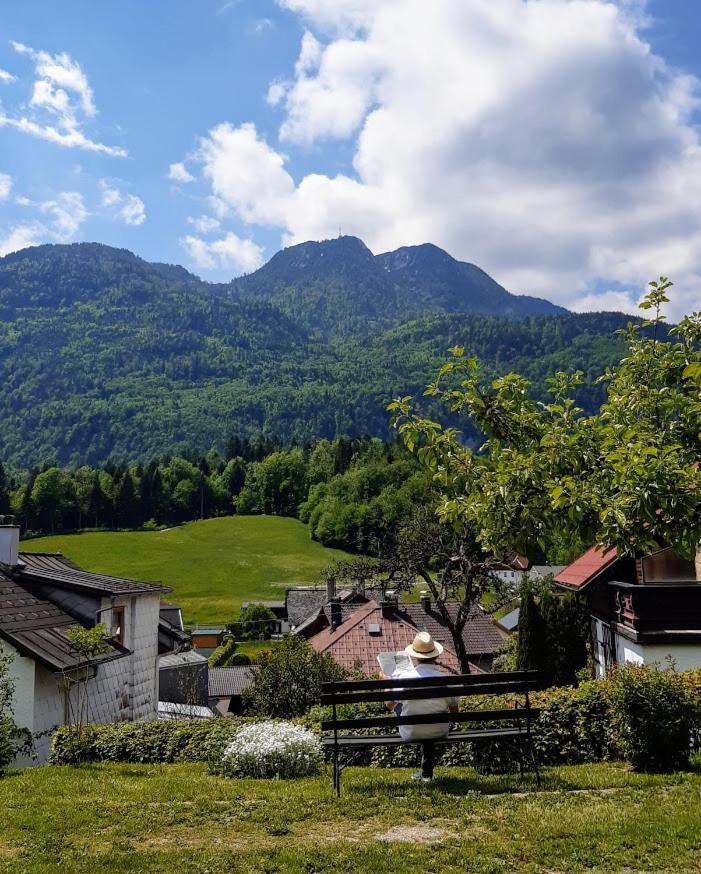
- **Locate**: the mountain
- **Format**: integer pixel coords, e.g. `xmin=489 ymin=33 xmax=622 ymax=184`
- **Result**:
xmin=0 ymin=241 xmax=635 ymax=467
xmin=228 ymin=236 xmax=565 ymax=336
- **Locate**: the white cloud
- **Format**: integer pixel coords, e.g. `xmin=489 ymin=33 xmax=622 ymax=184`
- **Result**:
xmin=180 ymin=232 xmax=264 ymax=273
xmin=120 ymin=194 xmax=146 ymax=226
xmin=0 ymin=224 xmax=42 ymax=257
xmin=266 ymin=81 xmax=287 ymax=107
xmin=253 ymin=18 xmax=274 ymax=34
xmin=180 ymin=0 xmax=701 ymax=318
xmin=168 ymin=162 xmax=194 ymax=183
xmin=98 ymin=179 xmax=146 ymax=226
xmin=187 ymin=215 xmax=221 ymax=234
xmin=0 ymin=69 xmax=16 ymax=84
xmin=39 ymin=191 xmax=88 ymax=240
xmin=0 ymin=42 xmax=125 ymax=156
xmin=0 ymin=189 xmax=88 ymax=257
xmin=0 ymin=174 xmax=12 ymax=201
xmin=198 ymin=122 xmax=295 ymax=225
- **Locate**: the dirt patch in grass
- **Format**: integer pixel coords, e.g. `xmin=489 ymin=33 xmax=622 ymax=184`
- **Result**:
xmin=375 ymin=823 xmax=454 ymax=844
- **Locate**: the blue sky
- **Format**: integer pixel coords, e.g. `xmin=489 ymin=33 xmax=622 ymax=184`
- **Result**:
xmin=1 ymin=0 xmax=701 ymax=317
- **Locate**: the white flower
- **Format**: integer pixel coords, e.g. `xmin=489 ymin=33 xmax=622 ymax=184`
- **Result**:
xmin=220 ymin=721 xmax=322 ymax=780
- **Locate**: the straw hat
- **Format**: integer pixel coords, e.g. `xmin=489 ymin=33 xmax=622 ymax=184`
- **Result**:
xmin=405 ymin=631 xmax=444 ymax=660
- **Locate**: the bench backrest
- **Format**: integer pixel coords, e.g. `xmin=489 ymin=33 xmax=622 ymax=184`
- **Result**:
xmin=321 ymin=669 xmax=541 ymax=733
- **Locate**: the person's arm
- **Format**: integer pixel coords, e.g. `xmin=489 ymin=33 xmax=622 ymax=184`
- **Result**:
xmin=380 ymin=672 xmax=397 ymax=710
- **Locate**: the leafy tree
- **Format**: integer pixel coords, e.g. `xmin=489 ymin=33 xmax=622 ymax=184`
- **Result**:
xmin=390 ymin=280 xmax=701 ymax=566
xmin=31 ymin=468 xmax=77 ymax=533
xmin=243 ymin=636 xmax=345 ymax=718
xmin=227 ymin=603 xmax=277 ymax=641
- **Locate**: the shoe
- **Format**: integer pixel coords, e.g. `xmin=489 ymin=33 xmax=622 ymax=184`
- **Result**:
xmin=411 ymin=772 xmax=431 ymax=782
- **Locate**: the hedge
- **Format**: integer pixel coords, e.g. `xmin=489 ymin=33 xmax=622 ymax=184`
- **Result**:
xmin=49 ymin=717 xmax=260 ymax=765
xmin=49 ymin=666 xmax=701 ymax=773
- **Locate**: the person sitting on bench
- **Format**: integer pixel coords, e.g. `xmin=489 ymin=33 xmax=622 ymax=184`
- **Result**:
xmin=384 ymin=631 xmax=459 ymax=782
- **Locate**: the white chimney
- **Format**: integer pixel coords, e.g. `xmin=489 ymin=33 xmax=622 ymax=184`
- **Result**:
xmin=0 ymin=517 xmax=19 ymax=567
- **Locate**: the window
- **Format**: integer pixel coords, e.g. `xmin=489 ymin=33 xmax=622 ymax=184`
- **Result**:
xmin=111 ymin=607 xmax=125 ymax=645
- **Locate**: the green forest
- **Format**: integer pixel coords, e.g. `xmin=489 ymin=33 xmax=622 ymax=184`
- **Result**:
xmin=0 ymin=241 xmax=654 ymax=468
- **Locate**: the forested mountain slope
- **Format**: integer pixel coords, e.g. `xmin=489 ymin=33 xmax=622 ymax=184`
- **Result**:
xmin=227 ymin=236 xmax=565 ymax=336
xmin=0 ymin=241 xmax=639 ymax=467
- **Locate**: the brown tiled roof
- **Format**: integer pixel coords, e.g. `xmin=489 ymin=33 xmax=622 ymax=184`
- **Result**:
xmin=553 ymin=546 xmax=618 ymax=590
xmin=309 ymin=600 xmax=462 ymax=676
xmin=208 ymin=666 xmax=256 ymax=697
xmin=0 ymin=571 xmax=126 ymax=672
xmin=400 ymin=603 xmax=507 ymax=656
xmin=18 ymin=552 xmax=170 ymax=596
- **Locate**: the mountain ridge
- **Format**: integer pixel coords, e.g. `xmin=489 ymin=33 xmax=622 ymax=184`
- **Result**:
xmin=0 ymin=240 xmax=640 ymax=467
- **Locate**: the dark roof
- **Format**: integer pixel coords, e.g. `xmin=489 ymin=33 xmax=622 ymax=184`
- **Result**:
xmin=285 ymin=587 xmax=328 ymax=626
xmin=400 ymin=603 xmax=508 ymax=656
xmin=18 ymin=552 xmax=171 ymax=596
xmin=285 ymin=584 xmax=385 ymax=627
xmin=553 ymin=546 xmax=618 ymax=590
xmin=0 ymin=571 xmax=126 ymax=672
xmin=208 ymin=666 xmax=256 ymax=697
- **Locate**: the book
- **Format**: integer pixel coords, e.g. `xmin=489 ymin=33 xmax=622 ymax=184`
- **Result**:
xmin=376 ymin=651 xmax=413 ymax=677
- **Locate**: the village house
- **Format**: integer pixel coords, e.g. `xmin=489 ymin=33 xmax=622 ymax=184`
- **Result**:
xmin=296 ymin=587 xmax=507 ymax=676
xmin=554 ymin=544 xmax=701 ymax=677
xmin=0 ymin=520 xmax=170 ymax=763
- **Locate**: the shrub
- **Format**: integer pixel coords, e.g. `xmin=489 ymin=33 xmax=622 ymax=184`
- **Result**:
xmin=217 ymin=721 xmax=322 ymax=779
xmin=50 ymin=718 xmax=256 ymax=765
xmin=610 ymin=664 xmax=697 ymax=772
xmin=209 ymin=637 xmax=237 ymax=667
xmin=0 ymin=718 xmax=15 ymax=773
xmin=243 ymin=635 xmax=346 ymax=718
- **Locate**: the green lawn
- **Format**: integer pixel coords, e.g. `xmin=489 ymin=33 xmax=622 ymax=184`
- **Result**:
xmin=23 ymin=517 xmax=353 ymax=625
xmin=1 ymin=761 xmax=701 ymax=872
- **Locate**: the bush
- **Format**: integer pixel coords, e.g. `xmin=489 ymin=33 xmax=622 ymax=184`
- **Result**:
xmin=610 ymin=664 xmax=697 ymax=772
xmin=0 ymin=718 xmax=16 ymax=773
xmin=50 ymin=718 xmax=257 ymax=765
xmin=217 ymin=721 xmax=322 ymax=779
xmin=244 ymin=635 xmax=346 ymax=718
xmin=209 ymin=637 xmax=237 ymax=667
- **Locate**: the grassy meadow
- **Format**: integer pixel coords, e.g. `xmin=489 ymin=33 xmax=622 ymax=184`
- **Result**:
xmin=1 ymin=761 xmax=701 ymax=872
xmin=23 ymin=516 xmax=353 ymax=625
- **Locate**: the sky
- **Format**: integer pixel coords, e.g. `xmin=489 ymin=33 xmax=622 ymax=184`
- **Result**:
xmin=1 ymin=0 xmax=701 ymax=318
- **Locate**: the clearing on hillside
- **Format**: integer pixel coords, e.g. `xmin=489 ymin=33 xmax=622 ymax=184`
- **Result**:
xmin=23 ymin=516 xmax=353 ymax=625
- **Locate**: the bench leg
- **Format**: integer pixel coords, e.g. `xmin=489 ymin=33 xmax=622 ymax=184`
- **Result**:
xmin=333 ymin=748 xmax=341 ymax=797
xmin=526 ymin=739 xmax=541 ymax=788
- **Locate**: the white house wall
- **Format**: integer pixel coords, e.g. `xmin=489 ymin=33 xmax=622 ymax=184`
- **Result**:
xmin=8 ymin=592 xmax=162 ymax=765
xmin=1 ymin=641 xmax=36 ymax=766
xmin=615 ymin=635 xmax=701 ymax=673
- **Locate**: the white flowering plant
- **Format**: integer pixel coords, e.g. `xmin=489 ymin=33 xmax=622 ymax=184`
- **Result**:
xmin=219 ymin=721 xmax=323 ymax=779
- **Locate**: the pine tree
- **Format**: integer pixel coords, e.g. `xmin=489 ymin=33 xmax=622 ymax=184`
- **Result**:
xmin=86 ymin=472 xmax=105 ymax=528
xmin=114 ymin=472 xmax=138 ymax=529
xmin=0 ymin=463 xmax=10 ymax=516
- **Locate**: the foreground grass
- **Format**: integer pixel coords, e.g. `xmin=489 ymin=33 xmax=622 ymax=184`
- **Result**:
xmin=24 ymin=517 xmax=353 ymax=624
xmin=1 ymin=761 xmax=701 ymax=872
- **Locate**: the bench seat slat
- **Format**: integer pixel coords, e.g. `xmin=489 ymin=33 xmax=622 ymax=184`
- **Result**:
xmin=322 ymin=726 xmax=529 ymax=748
xmin=321 ymin=707 xmax=539 ymax=731
xmin=321 ymin=680 xmax=537 ymax=706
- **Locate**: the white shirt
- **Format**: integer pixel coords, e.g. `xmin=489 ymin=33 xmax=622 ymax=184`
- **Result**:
xmin=394 ymin=663 xmax=458 ymax=741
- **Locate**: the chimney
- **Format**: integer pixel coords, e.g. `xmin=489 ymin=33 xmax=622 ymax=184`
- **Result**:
xmin=0 ymin=516 xmax=19 ymax=567
xmin=381 ymin=589 xmax=398 ymax=618
xmin=329 ymin=598 xmax=342 ymax=631
xmin=325 ymin=574 xmax=336 ymax=602
xmin=419 ymin=590 xmax=431 ymax=613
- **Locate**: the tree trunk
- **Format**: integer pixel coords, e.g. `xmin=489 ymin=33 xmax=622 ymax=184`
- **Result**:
xmin=451 ymin=630 xmax=471 ymax=674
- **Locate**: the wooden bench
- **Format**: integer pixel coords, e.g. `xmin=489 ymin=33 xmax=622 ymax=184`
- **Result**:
xmin=321 ymin=669 xmax=541 ymax=795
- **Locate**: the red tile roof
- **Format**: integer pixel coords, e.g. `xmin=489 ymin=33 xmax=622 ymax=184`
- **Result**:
xmin=309 ymin=600 xmax=462 ymax=676
xmin=553 ymin=546 xmax=618 ymax=590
